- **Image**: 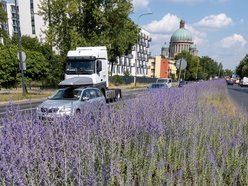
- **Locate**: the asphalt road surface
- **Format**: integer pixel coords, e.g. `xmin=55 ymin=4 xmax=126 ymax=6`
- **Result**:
xmin=0 ymin=88 xmax=145 ymax=117
xmin=227 ymin=84 xmax=248 ymax=112
xmin=1 ymin=85 xmax=248 ymax=116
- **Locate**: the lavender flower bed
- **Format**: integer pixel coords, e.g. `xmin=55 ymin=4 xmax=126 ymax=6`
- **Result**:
xmin=0 ymin=80 xmax=248 ymax=185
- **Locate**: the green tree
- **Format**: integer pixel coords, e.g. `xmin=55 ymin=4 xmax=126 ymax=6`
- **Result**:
xmin=175 ymin=51 xmax=200 ymax=80
xmin=38 ymin=0 xmax=137 ymax=73
xmin=10 ymin=35 xmax=64 ymax=86
xmin=224 ymin=69 xmax=233 ymax=77
xmin=0 ymin=45 xmax=19 ymax=88
xmin=11 ymin=35 xmax=42 ymax=51
xmin=236 ymin=54 xmax=248 ymax=78
xmin=25 ymin=50 xmax=49 ymax=82
xmin=45 ymin=54 xmax=64 ymax=87
xmin=199 ymin=56 xmax=219 ymax=80
xmin=0 ymin=2 xmax=8 ymax=44
xmin=0 ymin=44 xmax=52 ymax=88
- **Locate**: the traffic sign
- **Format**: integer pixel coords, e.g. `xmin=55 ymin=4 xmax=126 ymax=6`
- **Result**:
xmin=176 ymin=58 xmax=187 ymax=70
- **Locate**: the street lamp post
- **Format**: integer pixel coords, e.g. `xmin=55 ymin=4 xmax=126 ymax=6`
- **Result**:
xmin=15 ymin=0 xmax=26 ymax=96
xmin=134 ymin=12 xmax=152 ymax=86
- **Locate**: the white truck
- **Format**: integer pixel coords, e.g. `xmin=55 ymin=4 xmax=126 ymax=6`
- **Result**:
xmin=240 ymin=77 xmax=248 ymax=87
xmin=58 ymin=46 xmax=121 ymax=102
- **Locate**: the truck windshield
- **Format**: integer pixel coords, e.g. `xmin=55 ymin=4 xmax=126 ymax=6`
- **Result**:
xmin=66 ymin=58 xmax=95 ymax=74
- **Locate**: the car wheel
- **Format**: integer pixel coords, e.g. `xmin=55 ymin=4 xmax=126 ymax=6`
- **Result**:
xmin=75 ymin=109 xmax=81 ymax=115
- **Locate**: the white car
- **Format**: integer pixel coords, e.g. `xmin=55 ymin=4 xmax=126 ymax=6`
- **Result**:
xmin=156 ymin=78 xmax=172 ymax=88
xmin=36 ymin=87 xmax=106 ymax=119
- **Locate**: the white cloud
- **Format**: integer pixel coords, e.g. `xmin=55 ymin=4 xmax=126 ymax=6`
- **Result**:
xmin=142 ymin=13 xmax=207 ymax=56
xmin=132 ymin=0 xmax=149 ymax=10
xmin=167 ymin=0 xmax=204 ymax=3
xmin=143 ymin=13 xmax=180 ymax=34
xmin=196 ymin=13 xmax=233 ymax=29
xmin=220 ymin=34 xmax=247 ymax=48
xmin=186 ymin=25 xmax=208 ymax=46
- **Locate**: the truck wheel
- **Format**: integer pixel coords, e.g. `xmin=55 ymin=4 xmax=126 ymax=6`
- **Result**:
xmin=115 ymin=90 xmax=121 ymax=101
xmin=116 ymin=92 xmax=121 ymax=100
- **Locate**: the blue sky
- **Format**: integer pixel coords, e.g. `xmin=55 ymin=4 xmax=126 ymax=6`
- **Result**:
xmin=131 ymin=0 xmax=248 ymax=70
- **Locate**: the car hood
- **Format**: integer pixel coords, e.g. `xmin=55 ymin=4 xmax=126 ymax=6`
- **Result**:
xmin=38 ymin=99 xmax=78 ymax=109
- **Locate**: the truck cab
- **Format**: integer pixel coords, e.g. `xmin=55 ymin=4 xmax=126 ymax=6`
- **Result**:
xmin=59 ymin=46 xmax=121 ymax=101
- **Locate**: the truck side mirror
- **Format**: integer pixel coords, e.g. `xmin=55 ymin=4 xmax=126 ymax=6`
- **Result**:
xmin=96 ymin=60 xmax=102 ymax=73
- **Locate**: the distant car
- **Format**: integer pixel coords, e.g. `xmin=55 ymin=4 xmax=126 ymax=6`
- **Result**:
xmin=148 ymin=83 xmax=169 ymax=89
xmin=36 ymin=87 xmax=106 ymax=119
xmin=178 ymin=80 xmax=188 ymax=87
xmin=156 ymin=78 xmax=172 ymax=88
xmin=226 ymin=79 xmax=234 ymax=85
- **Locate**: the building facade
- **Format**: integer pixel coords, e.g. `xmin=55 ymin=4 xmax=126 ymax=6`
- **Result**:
xmin=111 ymin=28 xmax=152 ymax=77
xmin=168 ymin=20 xmax=198 ymax=59
xmin=158 ymin=20 xmax=198 ymax=79
xmin=2 ymin=0 xmax=46 ymax=42
xmin=148 ymin=56 xmax=169 ymax=78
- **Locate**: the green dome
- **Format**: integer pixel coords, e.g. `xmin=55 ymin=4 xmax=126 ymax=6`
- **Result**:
xmin=170 ymin=20 xmax=192 ymax=42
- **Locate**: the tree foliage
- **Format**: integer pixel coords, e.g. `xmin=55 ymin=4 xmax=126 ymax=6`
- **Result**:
xmin=198 ymin=56 xmax=221 ymax=80
xmin=0 ymin=45 xmax=19 ymax=88
xmin=0 ymin=44 xmax=51 ymax=88
xmin=38 ymin=0 xmax=137 ymax=64
xmin=175 ymin=51 xmax=200 ymax=80
xmin=0 ymin=2 xmax=8 ymax=42
xmin=0 ymin=34 xmax=64 ymax=88
xmin=175 ymin=52 xmax=223 ymax=80
xmin=236 ymin=54 xmax=248 ymax=78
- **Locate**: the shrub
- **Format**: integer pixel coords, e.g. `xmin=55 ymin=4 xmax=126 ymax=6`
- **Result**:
xmin=0 ymin=80 xmax=247 ymax=185
xmin=110 ymin=75 xmax=124 ymax=85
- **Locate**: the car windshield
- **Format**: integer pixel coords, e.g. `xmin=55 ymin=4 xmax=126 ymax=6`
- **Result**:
xmin=49 ymin=88 xmax=82 ymax=100
xmin=156 ymin=79 xmax=168 ymax=83
xmin=66 ymin=58 xmax=95 ymax=74
xmin=150 ymin=83 xmax=167 ymax=88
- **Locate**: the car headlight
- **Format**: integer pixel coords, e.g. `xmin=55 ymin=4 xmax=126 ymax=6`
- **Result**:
xmin=59 ymin=107 xmax=72 ymax=113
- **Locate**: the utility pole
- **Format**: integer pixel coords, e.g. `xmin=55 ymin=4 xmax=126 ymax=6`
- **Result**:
xmin=48 ymin=0 xmax=51 ymax=27
xmin=15 ymin=0 xmax=26 ymax=96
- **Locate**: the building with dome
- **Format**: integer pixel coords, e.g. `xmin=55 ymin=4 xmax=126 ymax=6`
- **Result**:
xmin=157 ymin=20 xmax=198 ymax=79
xmin=167 ymin=20 xmax=198 ymax=59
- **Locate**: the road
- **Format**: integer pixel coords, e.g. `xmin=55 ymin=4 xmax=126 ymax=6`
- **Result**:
xmin=227 ymin=84 xmax=248 ymax=112
xmin=0 ymin=88 xmax=145 ymax=117
xmin=1 ymin=85 xmax=248 ymax=117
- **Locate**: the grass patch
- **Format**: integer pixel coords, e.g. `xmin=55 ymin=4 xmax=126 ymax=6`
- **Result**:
xmin=204 ymin=95 xmax=239 ymax=116
xmin=0 ymin=88 xmax=54 ymax=102
xmin=109 ymin=82 xmax=150 ymax=89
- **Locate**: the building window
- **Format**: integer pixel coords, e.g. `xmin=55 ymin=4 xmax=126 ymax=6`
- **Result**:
xmin=30 ymin=0 xmax=36 ymax=34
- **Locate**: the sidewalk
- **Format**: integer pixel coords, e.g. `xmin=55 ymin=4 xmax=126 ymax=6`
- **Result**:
xmin=0 ymin=87 xmax=53 ymax=106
